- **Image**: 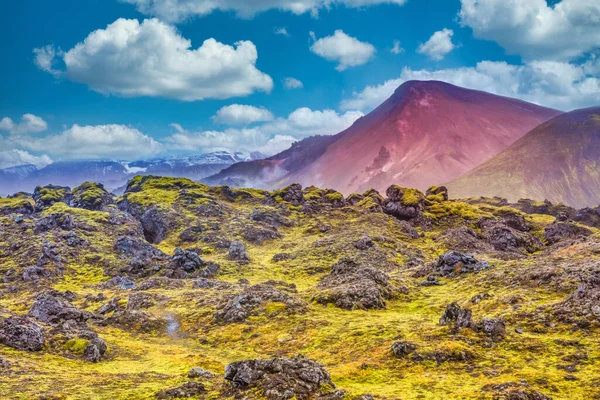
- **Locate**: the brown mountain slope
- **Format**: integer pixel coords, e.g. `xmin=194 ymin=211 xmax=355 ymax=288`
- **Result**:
xmin=205 ymin=80 xmax=560 ymax=194
xmin=447 ymin=107 xmax=600 ymax=208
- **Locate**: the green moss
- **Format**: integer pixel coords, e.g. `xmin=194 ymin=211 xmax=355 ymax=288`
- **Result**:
xmin=325 ymin=192 xmax=343 ymax=202
xmin=424 ymin=200 xmax=492 ymax=221
xmin=63 ymin=338 xmax=90 ymax=355
xmin=0 ymin=197 xmax=34 ymax=209
xmin=36 ymin=186 xmax=69 ymax=203
xmin=426 ymin=193 xmax=445 ymax=203
xmin=356 ymin=197 xmax=381 ymax=211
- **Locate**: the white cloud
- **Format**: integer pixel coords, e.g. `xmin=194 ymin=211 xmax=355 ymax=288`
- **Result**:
xmin=391 ymin=40 xmax=404 ymax=55
xmin=34 ymin=18 xmax=273 ymax=101
xmin=167 ymin=107 xmax=364 ymax=155
xmin=274 ymin=27 xmax=289 ymax=36
xmin=0 ymin=150 xmax=53 ymax=169
xmin=417 ymin=28 xmax=455 ymax=61
xmin=16 ymin=124 xmax=163 ymax=160
xmin=283 ymin=77 xmax=304 ymax=89
xmin=33 ymin=45 xmax=61 ymax=76
xmin=459 ymin=0 xmax=600 ymax=61
xmin=122 ymin=0 xmax=407 ymax=22
xmin=341 ymin=60 xmax=600 ymax=111
xmin=213 ymin=104 xmax=275 ymax=125
xmin=310 ymin=30 xmax=376 ymax=71
xmin=169 ymin=123 xmax=185 ymax=133
xmin=0 ymin=114 xmax=48 ymax=136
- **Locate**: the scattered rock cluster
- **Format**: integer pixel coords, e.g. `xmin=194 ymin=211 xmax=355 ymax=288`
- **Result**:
xmin=316 ymin=259 xmax=407 ymax=310
xmin=224 ymin=355 xmax=339 ymax=400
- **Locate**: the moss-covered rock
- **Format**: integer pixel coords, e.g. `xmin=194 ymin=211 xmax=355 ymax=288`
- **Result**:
xmin=73 ymin=182 xmax=114 ymax=211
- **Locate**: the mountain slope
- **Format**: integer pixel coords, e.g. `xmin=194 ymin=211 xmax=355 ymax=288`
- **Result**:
xmin=284 ymin=81 xmax=560 ymax=194
xmin=206 ymin=81 xmax=560 ymax=194
xmin=447 ymin=107 xmax=600 ymax=208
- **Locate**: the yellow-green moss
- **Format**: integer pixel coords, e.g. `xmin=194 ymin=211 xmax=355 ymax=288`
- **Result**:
xmin=63 ymin=338 xmax=90 ymax=355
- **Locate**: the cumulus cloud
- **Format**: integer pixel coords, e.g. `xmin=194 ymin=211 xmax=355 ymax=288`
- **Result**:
xmin=283 ymin=77 xmax=304 ymax=89
xmin=33 ymin=18 xmax=273 ymax=101
xmin=341 ymin=60 xmax=600 ymax=111
xmin=459 ymin=0 xmax=600 ymax=61
xmin=0 ymin=114 xmax=48 ymax=136
xmin=167 ymin=107 xmax=364 ymax=155
xmin=417 ymin=28 xmax=455 ymax=61
xmin=390 ymin=40 xmax=404 ymax=55
xmin=213 ymin=104 xmax=275 ymax=125
xmin=16 ymin=124 xmax=163 ymax=160
xmin=310 ymin=30 xmax=376 ymax=71
xmin=0 ymin=150 xmax=53 ymax=169
xmin=274 ymin=27 xmax=289 ymax=36
xmin=122 ymin=0 xmax=407 ymax=22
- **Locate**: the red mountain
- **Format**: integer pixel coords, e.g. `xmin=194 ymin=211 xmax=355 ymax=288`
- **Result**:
xmin=447 ymin=107 xmax=600 ymax=208
xmin=206 ymin=81 xmax=561 ymax=193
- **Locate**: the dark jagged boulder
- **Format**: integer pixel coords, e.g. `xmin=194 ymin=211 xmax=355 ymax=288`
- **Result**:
xmin=513 ymin=198 xmax=575 ymax=220
xmin=22 ymin=266 xmax=51 ymax=282
xmin=316 ymin=259 xmax=406 ymax=310
xmin=478 ymin=219 xmax=543 ymax=254
xmin=574 ymin=205 xmax=600 ymax=228
xmin=178 ymin=226 xmax=204 ymax=243
xmin=116 ymin=236 xmax=167 ymax=274
xmin=170 ymin=248 xmax=204 ymax=273
xmin=250 ymin=207 xmax=293 ymax=228
xmin=432 ymin=251 xmax=490 ymax=277
xmin=391 ymin=341 xmax=417 ymax=358
xmin=272 ymin=184 xmax=304 ymax=206
xmin=228 ymin=241 xmax=249 ymax=263
xmin=439 ymin=227 xmax=491 ymax=253
xmin=33 ymin=185 xmax=73 ymax=211
xmin=224 ymin=355 xmax=337 ymax=399
xmin=384 ymin=186 xmax=425 ymax=220
xmin=29 ymin=291 xmax=88 ymax=324
xmin=34 ymin=213 xmax=75 ymax=233
xmin=72 ymin=182 xmax=115 ymax=211
xmin=139 ymin=206 xmax=172 ymax=244
xmin=439 ymin=302 xmax=476 ymax=329
xmin=0 ymin=315 xmax=44 ymax=351
xmin=214 ymin=281 xmax=305 ymax=324
xmin=83 ymin=336 xmax=107 ymax=362
xmin=554 ymin=274 xmax=600 ymax=323
xmin=544 ymin=222 xmax=592 ymax=244
xmin=167 ymin=248 xmax=219 ymax=279
xmin=242 ymin=225 xmax=282 ymax=244
xmin=354 ymin=236 xmax=374 ymax=250
xmin=127 ymin=293 xmax=161 ymax=310
xmin=478 ymin=318 xmax=506 ymax=341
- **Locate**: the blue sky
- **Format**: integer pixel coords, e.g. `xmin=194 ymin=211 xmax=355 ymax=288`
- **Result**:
xmin=0 ymin=0 xmax=598 ymax=168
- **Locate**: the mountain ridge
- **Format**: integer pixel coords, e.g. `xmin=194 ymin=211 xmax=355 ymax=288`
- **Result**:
xmin=205 ymin=80 xmax=561 ymax=194
xmin=447 ymin=107 xmax=600 ymax=208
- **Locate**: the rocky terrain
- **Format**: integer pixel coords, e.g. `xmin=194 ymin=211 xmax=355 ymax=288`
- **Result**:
xmin=1 ymin=178 xmax=599 ymax=399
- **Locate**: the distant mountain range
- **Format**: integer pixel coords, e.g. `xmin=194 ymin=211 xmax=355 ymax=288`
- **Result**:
xmin=447 ymin=107 xmax=600 ymax=208
xmin=205 ymin=80 xmax=560 ymax=194
xmin=0 ymin=151 xmax=264 ymax=196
